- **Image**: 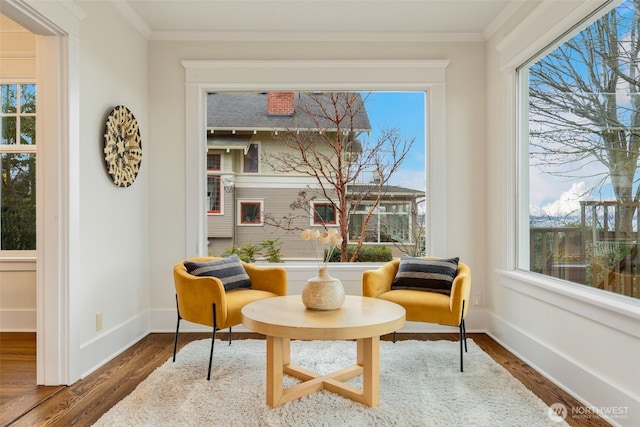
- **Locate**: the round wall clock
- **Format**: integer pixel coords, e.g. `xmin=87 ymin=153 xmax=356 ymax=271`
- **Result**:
xmin=103 ymin=105 xmax=142 ymax=187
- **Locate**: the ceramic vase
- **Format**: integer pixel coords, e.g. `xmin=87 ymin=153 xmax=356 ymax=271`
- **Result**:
xmin=301 ymin=266 xmax=345 ymax=310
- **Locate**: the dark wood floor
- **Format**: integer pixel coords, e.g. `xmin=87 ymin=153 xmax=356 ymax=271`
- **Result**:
xmin=0 ymin=332 xmax=609 ymax=427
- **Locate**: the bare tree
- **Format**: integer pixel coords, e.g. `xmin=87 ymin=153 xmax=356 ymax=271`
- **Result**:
xmin=529 ymin=0 xmax=640 ymax=234
xmin=263 ymin=92 xmax=414 ymax=261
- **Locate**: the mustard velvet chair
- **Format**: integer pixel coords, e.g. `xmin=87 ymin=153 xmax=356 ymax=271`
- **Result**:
xmin=173 ymin=256 xmax=288 ymax=380
xmin=362 ymin=257 xmax=471 ymax=371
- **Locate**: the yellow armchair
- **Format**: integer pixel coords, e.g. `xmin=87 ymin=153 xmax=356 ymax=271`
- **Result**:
xmin=362 ymin=257 xmax=471 ymax=371
xmin=173 ymin=257 xmax=287 ymax=379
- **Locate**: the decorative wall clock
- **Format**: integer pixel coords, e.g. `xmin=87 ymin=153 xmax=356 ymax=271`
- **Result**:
xmin=103 ymin=105 xmax=142 ymax=187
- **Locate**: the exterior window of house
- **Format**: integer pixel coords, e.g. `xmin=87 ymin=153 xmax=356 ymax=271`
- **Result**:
xmin=519 ymin=0 xmax=640 ymax=300
xmin=312 ymin=202 xmax=336 ymax=226
xmin=243 ymin=143 xmax=259 ymax=173
xmin=349 ymin=201 xmax=411 ymax=243
xmin=206 ymin=153 xmax=222 ymax=214
xmin=207 ymin=176 xmax=221 ymax=213
xmin=1 ymin=83 xmax=36 ymax=252
xmin=238 ymin=199 xmax=263 ymax=225
xmin=207 ymin=153 xmax=221 ymax=171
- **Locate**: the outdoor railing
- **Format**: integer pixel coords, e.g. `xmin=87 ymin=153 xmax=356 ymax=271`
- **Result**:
xmin=530 ymin=226 xmax=639 ymax=299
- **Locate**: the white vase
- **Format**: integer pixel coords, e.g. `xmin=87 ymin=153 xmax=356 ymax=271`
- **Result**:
xmin=301 ymin=266 xmax=345 ymax=311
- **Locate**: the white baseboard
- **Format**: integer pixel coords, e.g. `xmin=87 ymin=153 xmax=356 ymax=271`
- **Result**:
xmin=486 ymin=312 xmax=639 ymax=427
xmin=78 ymin=311 xmax=150 ymax=380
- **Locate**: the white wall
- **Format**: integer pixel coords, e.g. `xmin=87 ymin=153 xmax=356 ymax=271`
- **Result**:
xmin=486 ymin=1 xmax=640 ymax=425
xmin=73 ymin=0 xmax=150 ymax=378
xmin=146 ymin=41 xmax=488 ymax=334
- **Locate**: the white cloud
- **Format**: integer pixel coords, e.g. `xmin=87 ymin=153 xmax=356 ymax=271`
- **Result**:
xmin=531 ymin=181 xmax=590 ymax=216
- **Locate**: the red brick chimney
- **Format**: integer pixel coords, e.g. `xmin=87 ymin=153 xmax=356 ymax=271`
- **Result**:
xmin=267 ymin=92 xmax=295 ymax=116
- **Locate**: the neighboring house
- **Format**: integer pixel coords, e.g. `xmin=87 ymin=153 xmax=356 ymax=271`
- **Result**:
xmin=205 ymin=91 xmax=424 ymax=259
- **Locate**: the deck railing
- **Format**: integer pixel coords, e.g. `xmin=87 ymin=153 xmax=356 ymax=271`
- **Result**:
xmin=530 ymin=225 xmax=639 ymax=299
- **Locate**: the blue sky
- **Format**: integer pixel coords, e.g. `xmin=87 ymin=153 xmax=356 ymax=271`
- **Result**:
xmin=361 ymin=92 xmax=426 ymax=192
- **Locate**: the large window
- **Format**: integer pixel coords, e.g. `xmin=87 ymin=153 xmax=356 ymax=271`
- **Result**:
xmin=520 ymin=0 xmax=640 ymax=300
xmin=1 ymin=83 xmax=36 ymax=251
xmin=202 ymin=88 xmax=427 ymax=258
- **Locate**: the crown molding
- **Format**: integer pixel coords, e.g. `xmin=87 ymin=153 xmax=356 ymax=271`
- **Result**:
xmin=110 ymin=0 xmax=150 ymax=39
xmin=148 ymin=30 xmax=485 ymax=43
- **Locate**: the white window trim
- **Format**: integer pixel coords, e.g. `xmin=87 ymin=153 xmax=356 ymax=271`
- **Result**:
xmin=237 ymin=199 xmax=264 ymax=226
xmin=183 ymin=60 xmax=448 ymax=258
xmin=498 ymin=0 xmax=640 ymax=337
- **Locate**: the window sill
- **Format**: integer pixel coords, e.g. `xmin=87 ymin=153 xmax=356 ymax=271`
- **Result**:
xmin=497 ymin=269 xmax=640 ymax=339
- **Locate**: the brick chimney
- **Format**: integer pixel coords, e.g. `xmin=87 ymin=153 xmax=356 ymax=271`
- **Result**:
xmin=267 ymin=92 xmax=295 ymax=116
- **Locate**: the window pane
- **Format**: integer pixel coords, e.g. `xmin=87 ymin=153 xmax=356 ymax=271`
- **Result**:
xmin=1 ymin=84 xmax=16 ymax=114
xmin=1 ymin=117 xmax=17 ymax=145
xmin=240 ymin=202 xmax=262 ymax=224
xmin=380 ymin=213 xmax=410 ymax=243
xmin=349 ymin=212 xmax=379 ymax=242
xmin=20 ymin=84 xmax=36 ymax=113
xmin=1 ymin=153 xmax=36 ymax=250
xmin=20 ymin=116 xmax=35 ymax=145
xmin=524 ymin=0 xmax=640 ymax=300
xmin=313 ymin=203 xmax=336 ymax=225
xmin=207 ymin=153 xmax=221 ymax=171
xmin=207 ymin=176 xmax=221 ymax=213
xmin=243 ymin=143 xmax=259 ymax=173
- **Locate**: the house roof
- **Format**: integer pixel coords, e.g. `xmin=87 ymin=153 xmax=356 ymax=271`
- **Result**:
xmin=347 ymin=184 xmax=425 ymax=197
xmin=206 ymin=92 xmax=371 ymax=133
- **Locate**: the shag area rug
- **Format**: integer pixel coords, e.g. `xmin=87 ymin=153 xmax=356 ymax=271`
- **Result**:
xmin=94 ymin=339 xmax=566 ymax=426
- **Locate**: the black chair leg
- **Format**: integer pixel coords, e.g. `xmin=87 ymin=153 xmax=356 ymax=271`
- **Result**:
xmin=459 ymin=300 xmax=468 ymax=372
xmin=207 ymin=303 xmax=218 ymax=381
xmin=459 ymin=323 xmax=464 ymax=372
xmin=173 ymin=294 xmax=181 ymax=362
xmin=462 ymin=318 xmax=468 ymax=352
xmin=228 ymin=326 xmax=232 ymax=345
xmin=392 ymin=331 xmax=397 ymax=343
xmin=207 ymin=326 xmax=216 ymax=380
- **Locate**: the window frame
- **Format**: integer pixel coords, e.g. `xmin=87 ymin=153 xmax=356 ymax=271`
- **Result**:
xmin=206 ymin=175 xmax=222 ymax=214
xmin=183 ymin=60 xmax=448 ymax=258
xmin=237 ymin=199 xmax=264 ymax=226
xmin=1 ymin=82 xmax=37 ymax=255
xmin=311 ymin=201 xmax=337 ymax=226
xmin=506 ymin=0 xmax=640 ymax=334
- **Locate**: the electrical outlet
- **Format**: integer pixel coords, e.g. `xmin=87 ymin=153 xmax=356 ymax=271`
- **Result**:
xmin=96 ymin=312 xmax=103 ymax=331
xmin=473 ymin=293 xmax=482 ymax=306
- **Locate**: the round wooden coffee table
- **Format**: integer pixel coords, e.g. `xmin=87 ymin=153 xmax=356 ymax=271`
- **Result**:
xmin=241 ymin=295 xmax=406 ymax=407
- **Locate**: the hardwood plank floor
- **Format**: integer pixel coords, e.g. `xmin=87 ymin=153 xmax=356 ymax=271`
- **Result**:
xmin=0 ymin=332 xmax=609 ymax=426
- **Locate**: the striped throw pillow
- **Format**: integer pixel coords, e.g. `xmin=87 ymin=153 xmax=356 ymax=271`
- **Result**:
xmin=391 ymin=256 xmax=459 ymax=295
xmin=184 ymin=255 xmax=251 ymax=291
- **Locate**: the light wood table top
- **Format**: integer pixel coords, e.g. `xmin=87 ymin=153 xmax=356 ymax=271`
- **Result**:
xmin=241 ymin=294 xmax=406 ymax=340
